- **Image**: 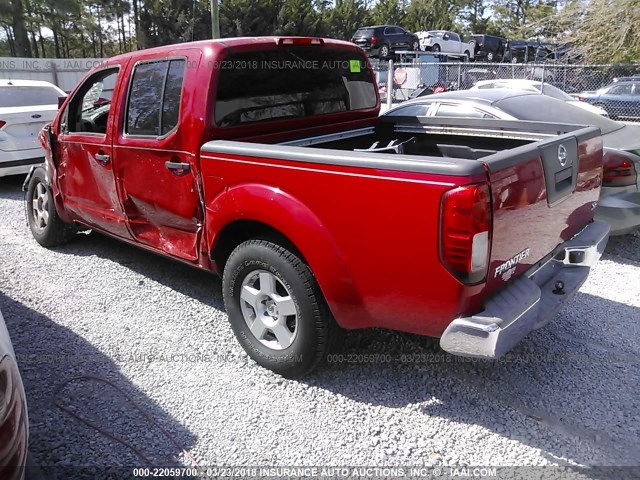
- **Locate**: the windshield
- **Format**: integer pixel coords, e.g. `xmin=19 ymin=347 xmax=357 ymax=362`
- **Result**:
xmin=535 ymin=83 xmax=574 ymax=101
xmin=496 ymin=95 xmax=623 ymax=135
xmin=0 ymin=86 xmax=60 ymax=107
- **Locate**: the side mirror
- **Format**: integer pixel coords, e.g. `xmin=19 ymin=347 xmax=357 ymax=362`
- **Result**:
xmin=58 ymin=96 xmax=67 ymax=109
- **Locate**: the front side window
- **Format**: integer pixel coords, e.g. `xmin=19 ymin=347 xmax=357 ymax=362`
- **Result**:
xmin=66 ymin=68 xmax=119 ymax=134
xmin=126 ymin=59 xmax=185 ymax=136
xmin=214 ymin=48 xmax=376 ymax=127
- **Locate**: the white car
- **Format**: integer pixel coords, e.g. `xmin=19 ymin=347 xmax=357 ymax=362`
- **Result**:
xmin=416 ymin=30 xmax=474 ymax=59
xmin=0 ymin=79 xmax=65 ymax=178
xmin=471 ymin=79 xmax=609 ymax=116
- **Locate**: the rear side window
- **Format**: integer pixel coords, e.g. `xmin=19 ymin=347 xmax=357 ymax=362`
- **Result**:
xmin=215 ymin=47 xmax=377 ymax=127
xmin=0 ymin=86 xmax=61 ymax=107
xmin=127 ymin=59 xmax=185 ymax=136
xmin=434 ymin=103 xmax=485 ymax=118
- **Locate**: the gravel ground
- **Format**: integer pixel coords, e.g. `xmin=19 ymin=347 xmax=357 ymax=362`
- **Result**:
xmin=1 ymin=175 xmax=639 ymax=475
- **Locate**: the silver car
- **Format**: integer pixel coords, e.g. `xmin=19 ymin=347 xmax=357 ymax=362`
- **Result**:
xmin=384 ymin=89 xmax=640 ymax=235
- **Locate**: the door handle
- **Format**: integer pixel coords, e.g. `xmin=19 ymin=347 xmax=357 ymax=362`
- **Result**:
xmin=165 ymin=161 xmax=190 ymax=175
xmin=95 ymin=153 xmax=110 ymax=164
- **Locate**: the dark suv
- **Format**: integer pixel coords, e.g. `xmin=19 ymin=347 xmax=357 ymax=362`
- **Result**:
xmin=468 ymin=34 xmax=507 ymax=62
xmin=351 ymin=25 xmax=420 ymax=58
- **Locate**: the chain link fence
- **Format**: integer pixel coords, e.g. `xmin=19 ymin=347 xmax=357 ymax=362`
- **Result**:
xmin=372 ymin=58 xmax=640 ymax=122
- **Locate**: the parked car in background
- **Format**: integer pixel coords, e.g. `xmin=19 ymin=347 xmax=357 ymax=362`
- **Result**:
xmin=467 ymin=34 xmax=507 ymax=62
xmin=472 ymin=79 xmax=609 ymax=116
xmin=503 ymin=40 xmax=536 ymax=63
xmin=351 ymin=25 xmax=419 ymax=58
xmin=578 ymin=81 xmax=640 ymax=120
xmin=385 ymin=89 xmax=640 ymax=235
xmin=0 ymin=79 xmax=65 ymax=178
xmin=416 ymin=30 xmax=474 ymax=59
xmin=612 ymin=74 xmax=640 ymax=83
xmin=0 ymin=308 xmax=29 ymax=480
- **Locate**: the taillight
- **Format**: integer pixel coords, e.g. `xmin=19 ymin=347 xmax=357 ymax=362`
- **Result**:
xmin=0 ymin=355 xmax=28 ymax=480
xmin=0 ymin=120 xmax=6 ymax=130
xmin=603 ymin=151 xmax=637 ymax=187
xmin=278 ymin=38 xmax=324 ymax=46
xmin=371 ymin=36 xmax=378 ymax=46
xmin=440 ymin=183 xmax=492 ymax=284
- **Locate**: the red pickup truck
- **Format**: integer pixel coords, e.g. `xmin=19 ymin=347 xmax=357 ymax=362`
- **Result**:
xmin=25 ymin=37 xmax=609 ymax=377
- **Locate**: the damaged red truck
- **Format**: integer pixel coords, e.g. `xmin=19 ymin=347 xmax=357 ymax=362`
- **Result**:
xmin=25 ymin=37 xmax=609 ymax=377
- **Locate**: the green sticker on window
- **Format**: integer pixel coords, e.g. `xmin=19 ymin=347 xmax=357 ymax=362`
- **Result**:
xmin=349 ymin=60 xmax=361 ymax=73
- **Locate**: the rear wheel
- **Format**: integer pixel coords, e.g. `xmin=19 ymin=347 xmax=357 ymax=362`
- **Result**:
xmin=26 ymin=168 xmax=76 ymax=247
xmin=378 ymin=44 xmax=390 ymax=59
xmin=463 ymin=51 xmax=470 ymax=62
xmin=222 ymin=239 xmax=340 ymax=377
xmin=487 ymin=51 xmax=494 ymax=62
xmin=432 ymin=44 xmax=441 ymax=53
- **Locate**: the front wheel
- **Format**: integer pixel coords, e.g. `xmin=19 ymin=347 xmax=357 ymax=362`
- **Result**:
xmin=222 ymin=239 xmax=340 ymax=377
xmin=412 ymin=41 xmax=420 ymax=52
xmin=432 ymin=44 xmax=441 ymax=53
xmin=26 ymin=168 xmax=76 ymax=247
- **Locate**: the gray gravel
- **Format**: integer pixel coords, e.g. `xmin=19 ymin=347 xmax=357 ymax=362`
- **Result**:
xmin=1 ymin=174 xmax=639 ymax=471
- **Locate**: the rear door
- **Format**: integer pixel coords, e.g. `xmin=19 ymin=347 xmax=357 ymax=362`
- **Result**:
xmin=55 ymin=65 xmax=131 ymax=237
xmin=112 ymin=52 xmax=203 ymax=261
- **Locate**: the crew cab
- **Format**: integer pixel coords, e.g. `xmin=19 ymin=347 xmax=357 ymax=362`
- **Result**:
xmin=25 ymin=37 xmax=609 ymax=377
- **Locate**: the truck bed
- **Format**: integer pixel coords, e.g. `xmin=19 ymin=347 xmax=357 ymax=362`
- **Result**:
xmin=200 ymin=117 xmax=602 ymax=336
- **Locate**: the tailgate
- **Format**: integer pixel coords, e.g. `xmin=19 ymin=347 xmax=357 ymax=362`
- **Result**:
xmin=483 ymin=126 xmax=602 ymax=294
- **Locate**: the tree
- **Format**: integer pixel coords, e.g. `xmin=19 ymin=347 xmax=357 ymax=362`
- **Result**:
xmin=370 ymin=0 xmax=406 ymax=26
xmin=543 ymin=0 xmax=640 ymax=62
xmin=275 ymin=0 xmax=323 ymax=36
xmin=326 ymin=0 xmax=369 ymax=40
xmin=405 ymin=0 xmax=461 ymax=32
xmin=219 ymin=0 xmax=283 ymax=37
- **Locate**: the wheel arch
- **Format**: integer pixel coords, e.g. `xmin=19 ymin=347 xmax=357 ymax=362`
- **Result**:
xmin=206 ymin=183 xmax=365 ymax=329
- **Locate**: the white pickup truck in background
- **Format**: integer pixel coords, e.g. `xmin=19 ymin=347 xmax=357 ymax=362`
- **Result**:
xmin=416 ymin=30 xmax=474 ymax=59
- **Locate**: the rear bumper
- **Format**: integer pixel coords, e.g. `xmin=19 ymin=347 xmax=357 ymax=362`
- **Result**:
xmin=440 ymin=220 xmax=610 ymax=358
xmin=595 ymin=186 xmax=640 ymax=235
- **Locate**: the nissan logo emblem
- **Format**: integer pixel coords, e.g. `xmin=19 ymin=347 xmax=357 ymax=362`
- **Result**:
xmin=558 ymin=144 xmax=568 ymax=167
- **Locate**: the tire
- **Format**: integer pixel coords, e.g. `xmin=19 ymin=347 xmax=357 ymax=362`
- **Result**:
xmin=463 ymin=51 xmax=470 ymax=62
xmin=378 ymin=44 xmax=390 ymax=59
xmin=432 ymin=44 xmax=441 ymax=53
xmin=487 ymin=51 xmax=494 ymax=62
xmin=412 ymin=41 xmax=420 ymax=52
xmin=26 ymin=167 xmax=76 ymax=247
xmin=222 ymin=239 xmax=340 ymax=377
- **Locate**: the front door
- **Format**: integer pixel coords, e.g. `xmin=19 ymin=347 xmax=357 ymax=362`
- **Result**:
xmin=56 ymin=64 xmax=132 ymax=238
xmin=112 ymin=53 xmax=203 ymax=262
